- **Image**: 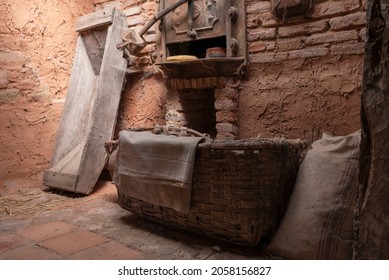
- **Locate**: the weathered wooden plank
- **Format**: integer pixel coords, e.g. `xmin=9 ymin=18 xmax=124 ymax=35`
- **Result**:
xmin=76 ymin=8 xmax=128 ymax=194
xmin=49 ymin=36 xmax=97 ymax=167
xmin=76 ymin=6 xmax=115 ymax=32
xmin=43 ymin=171 xmax=79 ymax=191
xmin=354 ymin=0 xmax=389 ymax=259
xmin=44 ymin=8 xmax=127 ymax=194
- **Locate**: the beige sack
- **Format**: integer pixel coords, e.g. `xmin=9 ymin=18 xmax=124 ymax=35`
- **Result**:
xmin=267 ymin=131 xmax=361 ymax=259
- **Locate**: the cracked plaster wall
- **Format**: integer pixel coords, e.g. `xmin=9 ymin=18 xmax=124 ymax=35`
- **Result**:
xmin=0 ymin=0 xmax=366 ymax=193
xmin=0 ymin=0 xmax=94 ymax=194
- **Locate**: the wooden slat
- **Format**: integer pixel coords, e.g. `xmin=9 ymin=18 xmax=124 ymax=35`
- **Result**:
xmin=76 ymin=6 xmax=115 ymax=32
xmin=43 ymin=171 xmax=79 ymax=191
xmin=44 ymin=8 xmax=127 ymax=194
xmin=76 ymin=8 xmax=128 ymax=194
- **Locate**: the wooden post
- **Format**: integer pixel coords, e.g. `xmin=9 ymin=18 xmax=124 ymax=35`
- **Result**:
xmin=354 ymin=0 xmax=389 ymax=259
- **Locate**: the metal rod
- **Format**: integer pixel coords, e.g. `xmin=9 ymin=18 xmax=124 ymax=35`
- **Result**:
xmin=138 ymin=0 xmax=189 ymax=36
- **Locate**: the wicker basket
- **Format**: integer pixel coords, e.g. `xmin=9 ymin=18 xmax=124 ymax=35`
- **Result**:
xmin=116 ymin=136 xmax=308 ymax=246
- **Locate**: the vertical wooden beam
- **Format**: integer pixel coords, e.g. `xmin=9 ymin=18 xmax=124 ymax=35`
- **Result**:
xmin=354 ymin=0 xmax=389 ymax=259
xmin=76 ymin=8 xmax=128 ymax=194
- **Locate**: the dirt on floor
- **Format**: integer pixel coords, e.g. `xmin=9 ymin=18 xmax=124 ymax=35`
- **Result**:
xmin=0 ymin=180 xmax=270 ymax=260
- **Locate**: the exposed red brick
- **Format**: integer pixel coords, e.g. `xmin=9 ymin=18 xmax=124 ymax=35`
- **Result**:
xmin=304 ymin=30 xmax=359 ymax=45
xmin=277 ymin=37 xmax=305 ymax=52
xmin=305 ymin=19 xmax=330 ymax=35
xmin=259 ymin=11 xmax=279 ymax=27
xmin=247 ymin=14 xmax=261 ymax=28
xmin=216 ymin=111 xmax=238 ymax=123
xmin=308 ymin=0 xmax=361 ymax=19
xmin=329 ymin=42 xmax=365 ymax=55
xmin=329 ymin=12 xmax=366 ymax=31
xmin=249 ymin=41 xmax=267 ymax=53
xmin=278 ymin=25 xmax=306 ymax=38
xmin=288 ymin=47 xmax=329 ymax=59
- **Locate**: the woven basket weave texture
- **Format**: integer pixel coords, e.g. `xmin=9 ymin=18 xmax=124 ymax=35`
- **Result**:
xmin=117 ymin=138 xmax=307 ymax=246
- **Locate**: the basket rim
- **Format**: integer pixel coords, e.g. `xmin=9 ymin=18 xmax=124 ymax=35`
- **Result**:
xmin=198 ymin=138 xmax=308 ymax=150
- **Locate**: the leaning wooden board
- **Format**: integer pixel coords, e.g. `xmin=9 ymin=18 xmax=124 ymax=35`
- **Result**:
xmin=43 ymin=7 xmax=127 ymax=194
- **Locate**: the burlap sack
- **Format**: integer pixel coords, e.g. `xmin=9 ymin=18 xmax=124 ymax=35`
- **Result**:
xmin=267 ymin=131 xmax=360 ymax=259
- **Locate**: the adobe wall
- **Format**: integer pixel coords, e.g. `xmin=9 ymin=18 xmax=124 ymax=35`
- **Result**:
xmin=0 ymin=0 xmax=366 ymax=191
xmin=0 ymin=0 xmax=94 ymax=193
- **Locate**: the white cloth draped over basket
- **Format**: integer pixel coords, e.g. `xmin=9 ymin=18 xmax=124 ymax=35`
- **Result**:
xmin=114 ymin=130 xmax=204 ymax=214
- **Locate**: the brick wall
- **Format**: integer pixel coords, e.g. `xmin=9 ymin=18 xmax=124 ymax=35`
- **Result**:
xmin=111 ymin=0 xmax=365 ymax=142
xmin=241 ymin=0 xmax=365 ymax=141
xmin=0 ymin=0 xmax=366 ymax=190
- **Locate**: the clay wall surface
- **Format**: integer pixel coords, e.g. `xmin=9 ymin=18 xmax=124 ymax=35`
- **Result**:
xmin=0 ymin=0 xmax=94 ymax=193
xmin=241 ymin=0 xmax=365 ymax=141
xmin=113 ymin=0 xmax=365 ymax=141
xmin=0 ymin=0 xmax=366 ymax=191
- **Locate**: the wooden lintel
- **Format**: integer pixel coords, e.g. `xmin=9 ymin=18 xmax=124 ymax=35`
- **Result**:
xmin=76 ymin=7 xmax=115 ymax=32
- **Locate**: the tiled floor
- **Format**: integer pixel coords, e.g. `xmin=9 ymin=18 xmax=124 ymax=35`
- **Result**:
xmin=0 ymin=181 xmax=268 ymax=260
xmin=0 ymin=221 xmax=142 ymax=259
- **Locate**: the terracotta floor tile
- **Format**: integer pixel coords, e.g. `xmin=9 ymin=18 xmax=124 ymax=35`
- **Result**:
xmin=17 ymin=221 xmax=77 ymax=242
xmin=0 ymin=244 xmax=63 ymax=260
xmin=0 ymin=234 xmax=30 ymax=255
xmin=41 ymin=230 xmax=109 ymax=256
xmin=70 ymin=240 xmax=143 ymax=260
